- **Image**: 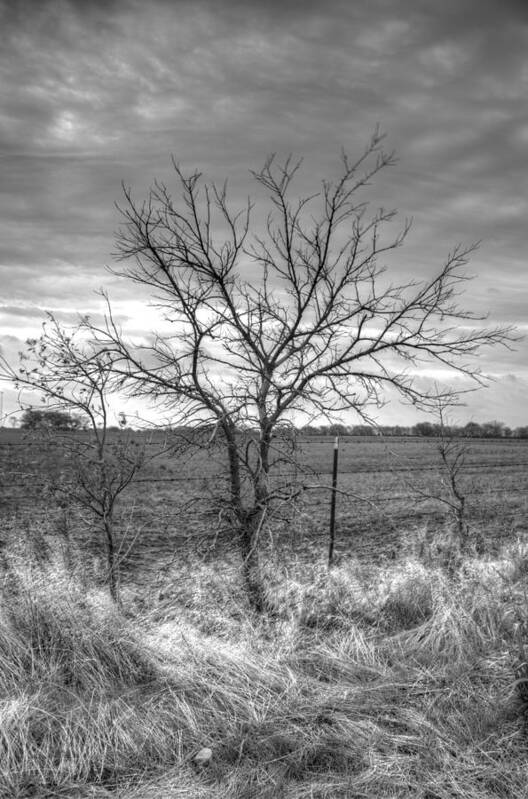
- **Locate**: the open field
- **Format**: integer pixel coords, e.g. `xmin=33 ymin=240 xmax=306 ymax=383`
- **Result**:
xmin=1 ymin=431 xmax=528 ymax=797
xmin=1 ymin=430 xmax=526 ymax=574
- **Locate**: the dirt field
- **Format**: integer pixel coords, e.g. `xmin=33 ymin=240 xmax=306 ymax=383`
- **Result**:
xmin=1 ymin=430 xmax=527 ymax=586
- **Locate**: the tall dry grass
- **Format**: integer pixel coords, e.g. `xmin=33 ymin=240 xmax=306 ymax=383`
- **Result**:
xmin=1 ymin=536 xmax=528 ymax=797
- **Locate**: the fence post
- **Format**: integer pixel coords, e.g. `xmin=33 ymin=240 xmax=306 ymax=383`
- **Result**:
xmin=328 ymin=435 xmax=339 ymax=567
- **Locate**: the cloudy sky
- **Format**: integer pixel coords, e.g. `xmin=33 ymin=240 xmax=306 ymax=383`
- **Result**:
xmin=1 ymin=0 xmax=527 ymax=426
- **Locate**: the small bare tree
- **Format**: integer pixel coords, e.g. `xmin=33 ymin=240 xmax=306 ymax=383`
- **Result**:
xmin=434 ymin=403 xmax=471 ymax=550
xmin=407 ymin=400 xmax=474 ymax=562
xmin=88 ymin=132 xmax=514 ymax=611
xmin=1 ymin=316 xmax=146 ymax=603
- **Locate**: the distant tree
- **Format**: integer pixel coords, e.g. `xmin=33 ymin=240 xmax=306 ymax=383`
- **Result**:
xmin=481 ymin=420 xmax=506 ymax=438
xmin=350 ymin=424 xmax=376 ymax=436
xmin=515 ymin=426 xmax=528 ymax=439
xmin=313 ymin=425 xmax=330 ymax=436
xmin=328 ymin=423 xmax=350 ymax=437
xmin=463 ymin=421 xmax=482 ymax=438
xmin=68 ymin=133 xmax=515 ymax=610
xmin=389 ymin=424 xmax=411 ymax=437
xmin=299 ymin=425 xmax=320 ymax=437
xmin=414 ymin=421 xmax=437 ymax=437
xmin=20 ymin=407 xmax=84 ymax=432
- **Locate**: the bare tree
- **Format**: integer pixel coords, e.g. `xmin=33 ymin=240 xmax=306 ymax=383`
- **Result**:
xmin=88 ymin=131 xmax=515 ymax=611
xmin=433 ymin=403 xmax=471 ymax=550
xmin=0 ymin=316 xmax=146 ymax=603
xmin=403 ymin=399 xmax=473 ymax=561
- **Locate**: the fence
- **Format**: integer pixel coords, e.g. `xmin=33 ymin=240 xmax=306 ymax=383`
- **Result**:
xmin=1 ymin=434 xmax=527 ymax=571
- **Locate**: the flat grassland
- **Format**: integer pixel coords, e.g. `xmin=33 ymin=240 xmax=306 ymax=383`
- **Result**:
xmin=1 ymin=431 xmax=528 ymax=797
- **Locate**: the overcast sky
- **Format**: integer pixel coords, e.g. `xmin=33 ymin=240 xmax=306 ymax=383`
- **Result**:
xmin=1 ymin=0 xmax=527 ymax=426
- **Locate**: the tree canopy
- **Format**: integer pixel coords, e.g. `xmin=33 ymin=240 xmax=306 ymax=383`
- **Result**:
xmin=20 ymin=408 xmax=84 ymax=432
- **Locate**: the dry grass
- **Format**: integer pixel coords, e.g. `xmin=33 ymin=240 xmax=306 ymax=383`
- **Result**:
xmin=1 ymin=537 xmax=528 ymax=798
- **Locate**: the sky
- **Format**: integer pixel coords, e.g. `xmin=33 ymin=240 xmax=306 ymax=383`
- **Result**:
xmin=0 ymin=0 xmax=527 ymax=427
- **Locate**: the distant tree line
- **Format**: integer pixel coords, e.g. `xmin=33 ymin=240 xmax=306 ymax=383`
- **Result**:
xmin=16 ymin=409 xmax=528 ymax=440
xmin=297 ymin=421 xmax=528 ymax=439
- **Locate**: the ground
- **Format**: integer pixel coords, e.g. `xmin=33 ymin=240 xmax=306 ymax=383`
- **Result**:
xmin=0 ymin=431 xmax=527 ymax=797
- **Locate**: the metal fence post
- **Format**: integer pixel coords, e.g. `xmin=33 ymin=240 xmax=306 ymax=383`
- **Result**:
xmin=328 ymin=435 xmax=339 ymax=567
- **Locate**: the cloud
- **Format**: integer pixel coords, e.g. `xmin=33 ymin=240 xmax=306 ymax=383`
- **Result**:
xmin=0 ymin=0 xmax=526 ymax=423
xmin=0 ymin=302 xmax=128 ymax=325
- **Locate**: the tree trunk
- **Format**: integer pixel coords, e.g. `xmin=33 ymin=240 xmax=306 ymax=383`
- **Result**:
xmin=225 ymin=430 xmax=242 ymax=512
xmin=224 ymin=423 xmax=269 ymax=613
xmin=240 ymin=505 xmax=267 ymax=614
xmin=103 ymin=512 xmax=119 ymax=605
xmin=240 ymin=431 xmax=271 ymax=613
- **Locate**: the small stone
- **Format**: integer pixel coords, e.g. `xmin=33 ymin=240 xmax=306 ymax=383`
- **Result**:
xmin=193 ymin=747 xmax=213 ymax=767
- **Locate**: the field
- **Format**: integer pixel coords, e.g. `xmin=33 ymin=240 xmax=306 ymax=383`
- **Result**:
xmin=2 ymin=431 xmax=527 ymax=568
xmin=1 ymin=430 xmax=528 ymax=797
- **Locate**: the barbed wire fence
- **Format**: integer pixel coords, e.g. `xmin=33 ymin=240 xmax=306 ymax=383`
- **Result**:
xmin=1 ymin=434 xmax=527 ymax=588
